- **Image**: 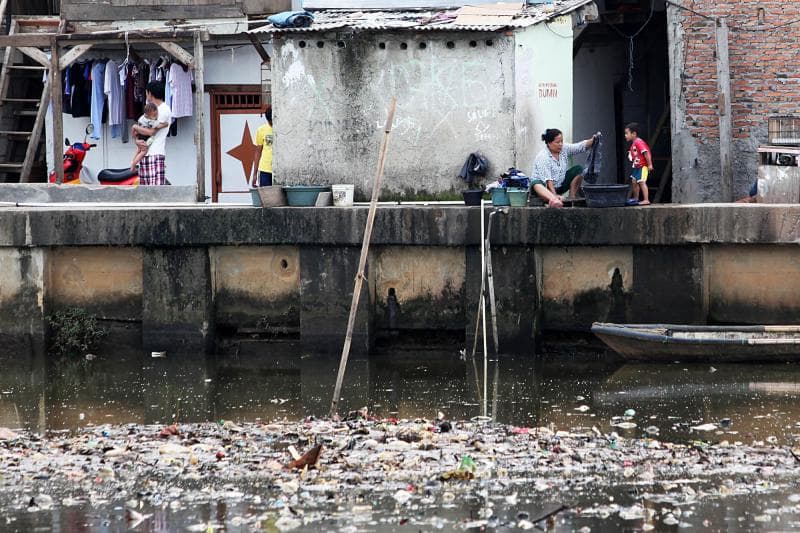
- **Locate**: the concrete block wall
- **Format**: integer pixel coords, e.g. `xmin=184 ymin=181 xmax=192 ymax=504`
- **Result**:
xmin=668 ymin=1 xmax=800 ymax=202
xmin=1 ymin=205 xmax=800 ymax=355
xmin=9 ymin=241 xmax=800 ymax=355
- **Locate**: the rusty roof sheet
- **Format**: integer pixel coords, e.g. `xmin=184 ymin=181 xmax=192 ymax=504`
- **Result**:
xmin=247 ymin=0 xmax=593 ymax=35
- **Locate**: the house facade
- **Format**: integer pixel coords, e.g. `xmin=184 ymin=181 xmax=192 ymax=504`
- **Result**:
xmin=668 ymin=0 xmax=800 ymax=202
xmin=7 ymin=0 xmax=796 ymax=203
xmin=259 ymin=4 xmax=593 ymax=199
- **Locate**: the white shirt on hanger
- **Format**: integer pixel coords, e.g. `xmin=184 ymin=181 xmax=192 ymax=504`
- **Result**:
xmin=169 ymin=62 xmax=193 ymax=118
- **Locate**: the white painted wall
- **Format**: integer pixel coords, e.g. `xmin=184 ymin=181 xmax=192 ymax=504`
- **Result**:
xmin=272 ymin=33 xmax=516 ymax=198
xmin=44 ymin=45 xmax=264 ymax=203
xmin=514 ymin=16 xmax=575 ymax=176
xmin=203 ymin=45 xmax=262 ymax=85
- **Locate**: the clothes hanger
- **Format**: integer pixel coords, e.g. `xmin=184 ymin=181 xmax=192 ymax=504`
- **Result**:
xmin=120 ymin=32 xmax=130 ymax=68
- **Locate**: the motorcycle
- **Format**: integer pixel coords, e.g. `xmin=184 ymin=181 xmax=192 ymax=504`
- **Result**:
xmin=48 ymin=125 xmax=140 ymax=186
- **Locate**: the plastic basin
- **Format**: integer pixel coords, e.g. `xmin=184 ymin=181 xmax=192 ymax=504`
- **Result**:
xmin=250 ymin=188 xmax=262 ymax=207
xmin=462 ymin=189 xmax=484 ymax=206
xmin=507 ymin=187 xmax=528 ymax=207
xmin=283 ymin=185 xmax=331 ymax=206
xmin=257 ymin=186 xmax=286 ymax=207
xmin=582 ymin=184 xmax=630 ymax=208
xmin=490 ymin=187 xmax=510 ymax=206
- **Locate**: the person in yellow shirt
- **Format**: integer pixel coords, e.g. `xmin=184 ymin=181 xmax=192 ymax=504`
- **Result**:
xmin=251 ymin=108 xmax=273 ymax=187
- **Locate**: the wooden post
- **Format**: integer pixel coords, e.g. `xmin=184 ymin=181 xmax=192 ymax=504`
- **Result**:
xmin=330 ymin=97 xmax=397 ymax=418
xmin=193 ymin=31 xmax=206 ymax=202
xmin=49 ymin=36 xmax=64 ymax=184
xmin=715 ymin=18 xmax=733 ymax=202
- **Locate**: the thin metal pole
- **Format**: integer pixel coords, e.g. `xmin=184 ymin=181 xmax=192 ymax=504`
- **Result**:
xmin=480 ymin=203 xmax=488 ymax=417
xmin=470 ymin=201 xmax=487 ymax=360
xmin=330 ymin=97 xmax=397 ymax=418
xmin=486 ymin=211 xmax=500 ymax=355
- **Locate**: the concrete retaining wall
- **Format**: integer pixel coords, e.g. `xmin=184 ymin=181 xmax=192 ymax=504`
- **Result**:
xmin=1 ymin=204 xmax=799 ymax=353
xmin=0 ymin=184 xmax=198 ymax=204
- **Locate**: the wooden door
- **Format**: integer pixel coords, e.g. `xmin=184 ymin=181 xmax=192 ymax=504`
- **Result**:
xmin=210 ymin=89 xmax=264 ymax=203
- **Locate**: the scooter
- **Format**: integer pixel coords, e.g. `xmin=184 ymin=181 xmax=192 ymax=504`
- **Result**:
xmin=48 ymin=125 xmax=139 ymax=186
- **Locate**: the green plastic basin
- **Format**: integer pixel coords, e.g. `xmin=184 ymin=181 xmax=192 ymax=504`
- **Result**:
xmin=283 ymin=185 xmax=331 ymax=206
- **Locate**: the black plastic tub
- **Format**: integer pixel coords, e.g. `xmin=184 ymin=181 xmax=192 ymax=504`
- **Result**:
xmin=582 ymin=184 xmax=629 ymax=208
xmin=462 ymin=189 xmax=484 ymax=206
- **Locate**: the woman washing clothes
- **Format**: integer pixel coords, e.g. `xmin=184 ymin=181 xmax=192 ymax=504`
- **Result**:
xmin=530 ymin=128 xmax=598 ymax=208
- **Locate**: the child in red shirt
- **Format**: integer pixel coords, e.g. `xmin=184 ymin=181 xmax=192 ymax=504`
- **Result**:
xmin=625 ymin=122 xmax=654 ymax=205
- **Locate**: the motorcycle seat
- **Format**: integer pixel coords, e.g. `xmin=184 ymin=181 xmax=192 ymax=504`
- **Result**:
xmin=98 ymin=168 xmax=137 ymax=182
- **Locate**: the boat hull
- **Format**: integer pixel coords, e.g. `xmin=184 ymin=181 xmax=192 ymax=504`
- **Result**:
xmin=591 ymin=323 xmax=800 ymax=362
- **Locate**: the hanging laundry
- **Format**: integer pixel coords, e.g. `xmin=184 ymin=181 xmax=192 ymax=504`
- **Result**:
xmin=164 ymin=62 xmax=172 ymax=115
xmin=168 ymin=62 xmax=193 ymax=118
xmin=104 ymin=59 xmax=125 ymax=139
xmin=68 ymin=62 xmax=91 ymax=118
xmin=90 ymin=61 xmax=106 ymax=139
xmin=62 ymin=66 xmax=72 ymax=115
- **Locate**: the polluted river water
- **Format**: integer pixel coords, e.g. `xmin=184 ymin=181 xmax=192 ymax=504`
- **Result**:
xmin=2 ymin=340 xmax=800 ymax=532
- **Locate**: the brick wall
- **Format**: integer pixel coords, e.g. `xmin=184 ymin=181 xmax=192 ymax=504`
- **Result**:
xmin=669 ymin=1 xmax=800 ymax=202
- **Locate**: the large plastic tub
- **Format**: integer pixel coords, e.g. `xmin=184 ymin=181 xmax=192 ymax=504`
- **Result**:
xmin=582 ymin=184 xmax=629 ymax=207
xmin=283 ymin=185 xmax=330 ymax=206
xmin=490 ymin=187 xmax=510 ymax=206
xmin=507 ymin=187 xmax=528 ymax=207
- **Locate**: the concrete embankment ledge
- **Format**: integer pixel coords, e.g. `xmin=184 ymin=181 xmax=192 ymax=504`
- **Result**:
xmin=0 ymin=203 xmax=798 ymax=352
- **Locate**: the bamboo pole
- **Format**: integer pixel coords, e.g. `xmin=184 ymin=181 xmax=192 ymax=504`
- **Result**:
xmin=329 ymin=97 xmax=397 ymax=418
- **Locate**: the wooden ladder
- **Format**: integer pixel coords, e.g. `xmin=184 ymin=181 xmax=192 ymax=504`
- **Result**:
xmin=0 ymin=16 xmax=57 ymax=182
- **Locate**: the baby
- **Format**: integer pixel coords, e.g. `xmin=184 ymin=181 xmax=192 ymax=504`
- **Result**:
xmin=130 ymin=103 xmax=159 ymax=170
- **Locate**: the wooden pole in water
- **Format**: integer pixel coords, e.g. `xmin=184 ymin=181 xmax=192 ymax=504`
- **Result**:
xmin=330 ymin=97 xmax=397 ymax=418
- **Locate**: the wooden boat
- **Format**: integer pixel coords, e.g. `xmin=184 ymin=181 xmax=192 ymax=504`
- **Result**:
xmin=591 ymin=323 xmax=800 ymax=362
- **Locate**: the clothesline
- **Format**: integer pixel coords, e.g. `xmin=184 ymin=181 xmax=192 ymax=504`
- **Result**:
xmin=60 ymin=53 xmax=194 ymax=142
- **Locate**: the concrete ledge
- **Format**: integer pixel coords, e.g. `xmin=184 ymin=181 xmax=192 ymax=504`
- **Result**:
xmin=0 ymin=184 xmax=197 ymax=204
xmin=0 ymin=204 xmax=798 ymax=247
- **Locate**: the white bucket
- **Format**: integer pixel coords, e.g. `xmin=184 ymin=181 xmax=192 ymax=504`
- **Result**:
xmin=332 ymin=184 xmax=354 ymax=207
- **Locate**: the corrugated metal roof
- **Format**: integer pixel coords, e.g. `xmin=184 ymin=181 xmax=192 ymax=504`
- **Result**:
xmin=248 ymin=0 xmax=593 ymax=35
